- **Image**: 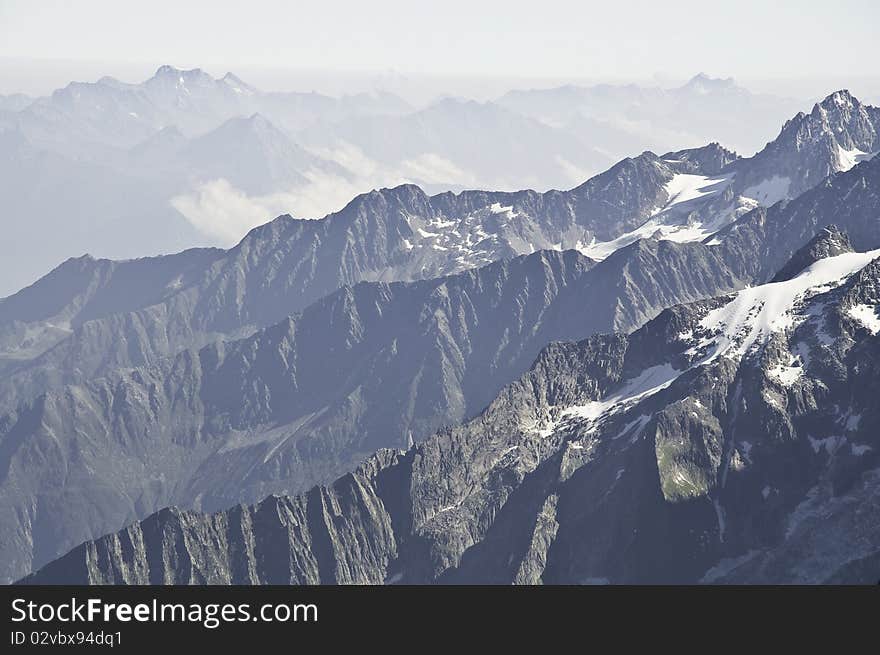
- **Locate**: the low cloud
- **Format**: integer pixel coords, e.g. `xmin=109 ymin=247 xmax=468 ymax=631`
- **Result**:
xmin=171 ymin=171 xmax=403 ymax=246
xmin=170 ymin=147 xmax=478 ymax=247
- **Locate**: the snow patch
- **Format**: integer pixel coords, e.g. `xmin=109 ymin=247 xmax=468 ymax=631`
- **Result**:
xmin=768 ymin=362 xmax=803 ymax=387
xmin=576 ymin=173 xmax=733 ymax=261
xmin=847 ymin=303 xmax=880 ymax=335
xmin=837 ymin=145 xmax=876 ymax=173
xmin=489 ymin=202 xmax=514 ymax=214
xmin=664 ymin=173 xmax=728 ymax=208
xmin=739 ymin=441 xmax=754 ymax=465
xmin=743 ymin=175 xmax=791 ymax=206
xmin=562 ymin=363 xmax=681 ymax=423
xmin=845 ymin=413 xmax=862 ymax=431
xmin=429 ymin=217 xmax=457 ymax=229
xmin=615 ymin=414 xmax=651 ymax=442
xmin=526 ymin=365 xmax=674 ymax=440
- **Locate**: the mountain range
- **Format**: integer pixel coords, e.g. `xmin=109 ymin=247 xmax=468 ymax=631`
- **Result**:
xmin=1 ymin=83 xmax=879 ymax=583
xmin=24 ymin=224 xmax=880 ymax=584
xmin=498 ymin=73 xmax=805 ymax=157
xmin=0 ymin=68 xmax=822 ymax=297
xmin=2 ymin=89 xmax=877 ymax=401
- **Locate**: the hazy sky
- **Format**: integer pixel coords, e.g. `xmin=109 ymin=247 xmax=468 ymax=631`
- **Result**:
xmin=2 ymin=0 xmax=879 ymax=85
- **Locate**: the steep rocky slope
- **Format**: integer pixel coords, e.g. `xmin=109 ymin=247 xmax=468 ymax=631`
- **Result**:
xmin=4 ymin=94 xmax=880 ymax=585
xmin=0 ymin=238 xmax=754 ymax=583
xmin=26 ymin=234 xmax=880 ymax=584
xmin=4 ymin=149 xmax=880 ymax=583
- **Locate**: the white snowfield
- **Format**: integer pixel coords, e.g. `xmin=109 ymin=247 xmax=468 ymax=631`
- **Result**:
xmin=413 ymin=171 xmax=739 ymax=269
xmin=529 ymin=363 xmax=679 ymax=439
xmin=837 ymin=144 xmax=877 ymax=173
xmin=530 ymin=249 xmax=880 ymax=439
xmin=578 ymin=172 xmax=734 ymax=261
xmin=696 ymin=249 xmax=880 ymax=362
xmin=742 ymin=175 xmax=792 ymax=207
xmin=561 ymin=363 xmax=681 ymax=423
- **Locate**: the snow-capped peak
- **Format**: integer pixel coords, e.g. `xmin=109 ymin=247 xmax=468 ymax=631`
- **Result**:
xmin=536 ymin=245 xmax=880 ymax=438
xmin=822 ymin=89 xmax=857 ymax=110
xmin=149 ymin=65 xmax=214 ymax=89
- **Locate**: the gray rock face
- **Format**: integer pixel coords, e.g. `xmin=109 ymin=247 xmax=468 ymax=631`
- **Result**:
xmin=5 ymin=136 xmax=880 ymax=583
xmin=0 ymin=237 xmax=760 ymax=583
xmin=727 ymin=90 xmax=880 ymax=205
xmin=711 ymin=153 xmax=880 ymax=283
xmin=6 ymin=95 xmax=880 ymax=585
xmin=26 ymin=237 xmax=880 ymax=584
xmin=663 ymin=142 xmax=739 ymax=175
xmin=771 ymin=225 xmax=854 ymax=282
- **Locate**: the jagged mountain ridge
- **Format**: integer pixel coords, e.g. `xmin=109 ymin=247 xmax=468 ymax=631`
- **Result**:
xmin=7 ymin=65 xmax=411 ymax=154
xmin=2 ymin=69 xmax=875 ymax=298
xmin=296 ymin=96 xmax=615 ymax=191
xmin=725 ymin=90 xmax=880 ymax=205
xmin=3 ymin=95 xmax=880 ymax=584
xmin=3 ymin=90 xmax=876 ymax=379
xmin=0 ymin=144 xmax=737 ymax=412
xmin=0 ymin=237 xmax=756 ymax=583
xmin=25 ymin=233 xmax=880 ymax=584
xmin=0 ymin=66 xmax=415 ymax=295
xmin=5 ymin=151 xmax=880 ymax=582
xmin=7 ymin=126 xmax=875 ymax=413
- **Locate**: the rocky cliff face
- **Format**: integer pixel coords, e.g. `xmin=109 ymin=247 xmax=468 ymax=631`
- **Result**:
xmin=771 ymin=225 xmax=854 ymax=282
xmin=711 ymin=153 xmax=880 ymax=283
xmin=728 ymin=89 xmax=879 ymax=205
xmin=26 ymin=236 xmax=880 ymax=584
